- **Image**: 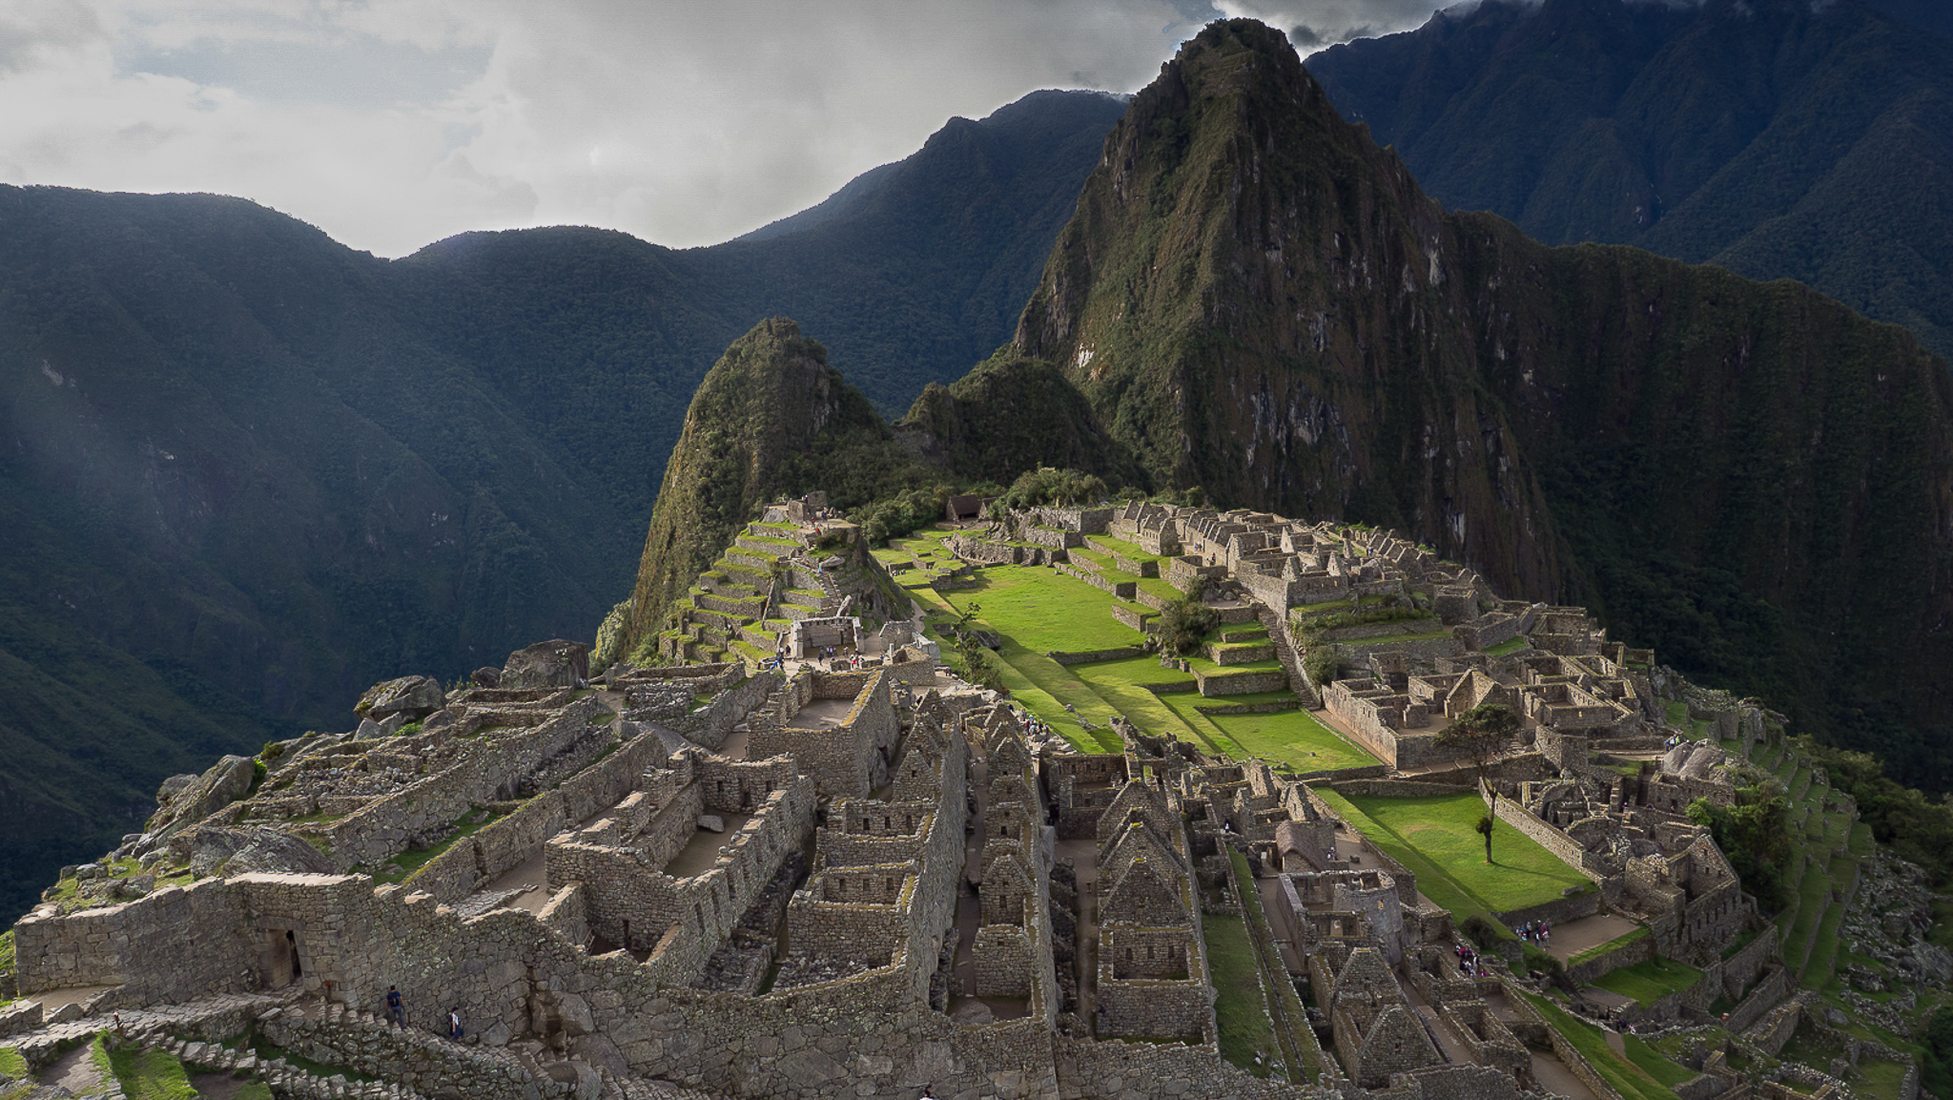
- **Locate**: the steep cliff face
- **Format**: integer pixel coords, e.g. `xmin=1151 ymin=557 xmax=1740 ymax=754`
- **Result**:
xmin=1015 ymin=20 xmax=1567 ymax=596
xmin=621 ymin=318 xmax=917 ymax=649
xmin=1013 ymin=20 xmax=1953 ymax=784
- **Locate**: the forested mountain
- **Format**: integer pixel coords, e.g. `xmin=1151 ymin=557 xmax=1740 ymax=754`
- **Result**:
xmin=1307 ymin=0 xmax=1953 ymax=359
xmin=626 ymin=22 xmax=1953 ymax=811
xmin=0 ymin=89 xmax=1124 ymax=918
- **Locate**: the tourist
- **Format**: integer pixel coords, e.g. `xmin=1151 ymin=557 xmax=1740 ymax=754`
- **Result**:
xmin=386 ymin=986 xmax=404 ymax=1027
xmin=448 ymin=1008 xmax=464 ymax=1041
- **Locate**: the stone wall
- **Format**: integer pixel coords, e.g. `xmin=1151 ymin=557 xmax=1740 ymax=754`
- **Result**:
xmin=319 ymin=697 xmax=611 ymax=869
xmin=1484 ymin=791 xmax=1608 ymax=888
xmin=259 ymin=1005 xmax=572 ymax=1100
xmin=747 ymin=671 xmax=898 ymax=798
xmin=664 ymin=671 xmax=780 ymax=751
xmin=13 ymin=877 xmax=252 ymax=999
xmin=974 ymin=924 xmax=1035 ymax=998
xmin=1051 ymin=1037 xmax=1317 ymax=1099
xmin=545 ymin=779 xmax=815 ymax=981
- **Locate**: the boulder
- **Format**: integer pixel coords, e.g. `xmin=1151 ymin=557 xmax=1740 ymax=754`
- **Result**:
xmin=188 ymin=825 xmax=337 ymax=876
xmin=500 ymin=639 xmax=591 ymax=690
xmin=471 ymin=666 xmax=502 ymax=688
xmin=355 ymin=675 xmax=445 ymax=721
xmin=152 ymin=755 xmax=258 ymax=835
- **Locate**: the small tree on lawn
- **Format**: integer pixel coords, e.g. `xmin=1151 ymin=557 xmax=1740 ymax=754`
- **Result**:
xmin=1438 ymin=702 xmax=1522 ymax=862
xmin=1155 ymin=596 xmax=1218 ymax=657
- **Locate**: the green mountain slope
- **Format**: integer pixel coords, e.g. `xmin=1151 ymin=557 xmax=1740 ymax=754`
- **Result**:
xmin=1306 ymin=0 xmax=1953 ymax=360
xmin=0 ymin=90 xmax=1122 ymax=919
xmin=1008 ymin=20 xmax=1953 ymax=790
xmin=622 ymin=318 xmax=922 ymax=647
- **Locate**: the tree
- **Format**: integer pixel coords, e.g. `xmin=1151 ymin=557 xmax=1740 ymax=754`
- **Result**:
xmin=1438 ymin=703 xmax=1523 ymax=862
xmin=1155 ymin=597 xmax=1218 ymax=657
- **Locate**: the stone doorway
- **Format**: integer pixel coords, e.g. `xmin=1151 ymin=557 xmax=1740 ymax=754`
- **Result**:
xmin=262 ymin=928 xmax=303 ymax=990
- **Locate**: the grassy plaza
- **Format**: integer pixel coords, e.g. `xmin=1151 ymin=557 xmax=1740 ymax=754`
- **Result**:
xmin=1316 ymin=789 xmax=1593 ymax=919
xmin=878 ymin=530 xmax=1379 ymax=773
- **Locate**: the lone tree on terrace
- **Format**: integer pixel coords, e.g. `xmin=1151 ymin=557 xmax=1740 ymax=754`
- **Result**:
xmin=1438 ymin=703 xmax=1523 ymax=863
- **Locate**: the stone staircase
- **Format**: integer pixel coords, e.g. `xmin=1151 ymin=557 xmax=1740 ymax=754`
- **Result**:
xmin=1253 ymin=600 xmax=1321 ymax=708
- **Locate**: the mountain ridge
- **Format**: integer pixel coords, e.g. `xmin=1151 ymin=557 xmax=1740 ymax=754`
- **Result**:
xmin=0 ymin=88 xmax=1125 ymax=918
xmin=1307 ymin=0 xmax=1953 ymax=359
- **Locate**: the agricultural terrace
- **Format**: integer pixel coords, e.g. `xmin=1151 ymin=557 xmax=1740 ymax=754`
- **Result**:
xmin=1316 ymin=790 xmax=1593 ymax=923
xmin=873 ymin=529 xmax=1379 ymax=774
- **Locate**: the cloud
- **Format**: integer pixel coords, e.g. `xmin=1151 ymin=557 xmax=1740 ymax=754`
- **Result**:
xmin=0 ymin=0 xmax=1448 ymax=255
xmin=1215 ymin=0 xmax=1445 ymax=47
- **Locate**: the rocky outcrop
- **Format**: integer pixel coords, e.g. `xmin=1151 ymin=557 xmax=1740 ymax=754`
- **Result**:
xmin=354 ymin=675 xmax=445 ymax=721
xmin=183 ymin=825 xmax=338 ymax=876
xmin=501 ymin=640 xmax=592 ymax=690
xmin=148 ymin=755 xmax=257 ymax=838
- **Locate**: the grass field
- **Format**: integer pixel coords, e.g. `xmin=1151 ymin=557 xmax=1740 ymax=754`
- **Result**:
xmin=903 ymin=559 xmax=1380 ymax=772
xmin=1319 ymin=790 xmax=1593 ymax=917
xmin=935 ymin=566 xmax=1144 ymax=654
xmin=1161 ymin=696 xmax=1377 ymax=774
xmin=1204 ymin=911 xmax=1282 ymax=1076
xmin=1593 ymin=957 xmax=1703 ymax=1005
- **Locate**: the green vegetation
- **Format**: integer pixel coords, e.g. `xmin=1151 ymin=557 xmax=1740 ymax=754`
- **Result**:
xmin=105 ymin=1043 xmax=199 ymax=1100
xmin=0 ymin=1045 xmax=25 ymax=1081
xmin=1522 ymin=992 xmax=1690 ymax=1100
xmin=1688 ymin=783 xmax=1792 ymax=911
xmin=1155 ymin=597 xmax=1219 ymax=657
xmin=1569 ymin=926 xmax=1649 ymax=966
xmin=1436 ymin=704 xmax=1523 ymax=862
xmin=933 ymin=567 xmax=1143 ymax=654
xmin=1593 ymin=957 xmax=1704 ymax=1006
xmin=988 ymin=466 xmax=1109 ymax=513
xmin=1204 ymin=911 xmax=1281 ymax=1076
xmin=1227 ymin=849 xmax=1323 ymax=1081
xmin=1318 ymin=790 xmax=1592 ymax=917
xmin=376 ymin=807 xmax=507 ymax=885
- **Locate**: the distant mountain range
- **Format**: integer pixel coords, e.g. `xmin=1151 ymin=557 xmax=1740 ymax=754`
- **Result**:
xmin=1308 ymin=0 xmax=1953 ymax=359
xmin=0 ymin=89 xmax=1125 ymax=917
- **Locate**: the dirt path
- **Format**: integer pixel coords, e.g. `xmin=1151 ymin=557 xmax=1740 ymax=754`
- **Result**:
xmin=43 ymin=1039 xmax=108 ymax=1096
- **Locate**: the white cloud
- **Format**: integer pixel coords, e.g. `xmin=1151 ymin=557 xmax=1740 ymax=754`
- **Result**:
xmin=0 ymin=0 xmax=1447 ymax=255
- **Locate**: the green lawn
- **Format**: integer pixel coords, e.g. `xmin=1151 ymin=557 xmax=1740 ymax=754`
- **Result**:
xmin=1203 ymin=911 xmax=1281 ymax=1075
xmin=1320 ymin=791 xmax=1593 ymax=916
xmin=936 ymin=565 xmax=1143 ymax=653
xmin=0 ymin=1044 xmax=26 ymax=1080
xmin=1570 ymin=926 xmax=1649 ymax=966
xmin=1593 ymin=957 xmax=1703 ymax=1006
xmin=107 ymin=1044 xmax=199 ymax=1100
xmin=1160 ymin=697 xmax=1377 ymax=774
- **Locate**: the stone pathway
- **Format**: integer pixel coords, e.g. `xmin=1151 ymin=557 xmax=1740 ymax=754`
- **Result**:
xmin=1544 ymin=913 xmax=1641 ymax=962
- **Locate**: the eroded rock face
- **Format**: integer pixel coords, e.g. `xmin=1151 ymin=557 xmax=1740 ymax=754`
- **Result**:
xmin=501 ymin=640 xmax=590 ymax=690
xmin=356 ymin=675 xmax=446 ymax=721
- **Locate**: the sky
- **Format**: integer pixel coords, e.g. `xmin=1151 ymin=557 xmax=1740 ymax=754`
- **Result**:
xmin=0 ymin=0 xmax=1454 ymax=257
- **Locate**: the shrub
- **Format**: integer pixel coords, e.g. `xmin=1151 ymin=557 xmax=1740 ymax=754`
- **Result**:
xmin=855 ymin=485 xmax=954 ymax=545
xmin=1155 ymin=597 xmax=1218 ymax=657
xmin=989 ymin=467 xmax=1107 ymax=515
xmin=1303 ymin=647 xmax=1340 ymax=687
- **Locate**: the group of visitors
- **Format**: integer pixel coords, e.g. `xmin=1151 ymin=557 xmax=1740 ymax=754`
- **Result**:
xmin=1454 ymin=942 xmax=1483 ymax=977
xmin=1517 ymin=919 xmax=1552 ymax=944
xmin=384 ymin=986 xmax=465 ymax=1042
